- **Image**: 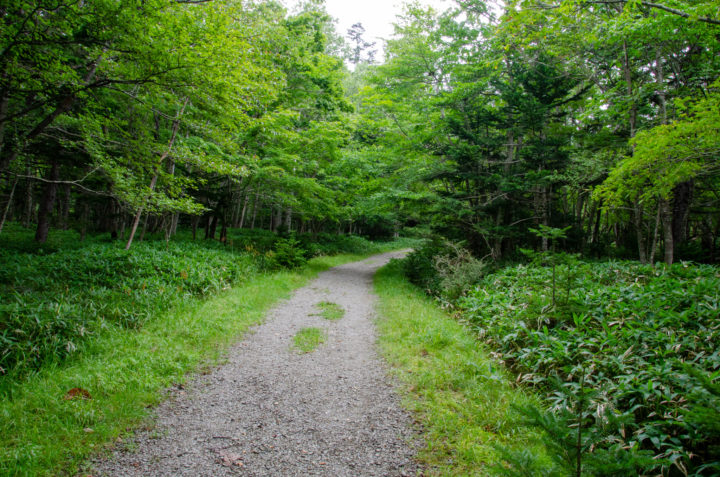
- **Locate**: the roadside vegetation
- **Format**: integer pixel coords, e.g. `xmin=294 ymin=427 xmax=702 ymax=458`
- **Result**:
xmin=0 ymin=225 xmax=413 ymax=476
xmin=375 ymin=259 xmax=547 ymax=475
xmin=400 ymin=242 xmax=720 ymax=476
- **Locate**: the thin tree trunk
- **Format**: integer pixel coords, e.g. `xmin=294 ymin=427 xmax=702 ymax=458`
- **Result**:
xmin=58 ymin=183 xmax=71 ymax=230
xmin=35 ymin=160 xmax=60 ymax=243
xmin=191 ymin=215 xmax=200 ymax=240
xmin=125 ymin=98 xmax=187 ymax=250
xmin=238 ymin=191 xmax=250 ymax=229
xmin=80 ymin=202 xmax=89 ymax=241
xmin=633 ymin=198 xmax=647 ymax=263
xmin=250 ymin=190 xmax=260 ymax=229
xmin=661 ymin=198 xmax=674 ymax=265
xmin=0 ymin=174 xmax=18 ymax=234
xmin=285 ymin=207 xmax=292 ymax=233
xmin=170 ymin=212 xmax=179 ymax=236
xmin=22 ymin=164 xmax=33 ymax=227
xmin=649 ymin=203 xmax=661 ymax=264
xmin=139 ymin=213 xmax=149 ymax=242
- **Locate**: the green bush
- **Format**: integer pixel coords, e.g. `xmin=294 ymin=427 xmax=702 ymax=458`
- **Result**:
xmin=458 ymin=260 xmax=720 ymax=476
xmin=402 ymin=240 xmax=487 ymax=300
xmin=267 ymin=236 xmax=307 ymax=269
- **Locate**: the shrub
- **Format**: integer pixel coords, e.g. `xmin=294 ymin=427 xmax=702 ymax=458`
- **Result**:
xmin=458 ymin=260 xmax=720 ymax=476
xmin=402 ymin=240 xmax=487 ymax=300
xmin=267 ymin=236 xmax=307 ymax=269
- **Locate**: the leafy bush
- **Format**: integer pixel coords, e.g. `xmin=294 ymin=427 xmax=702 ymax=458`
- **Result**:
xmin=266 ymin=236 xmax=307 ymax=269
xmin=459 ymin=260 xmax=720 ymax=476
xmin=403 ymin=240 xmax=487 ymax=300
xmin=402 ymin=240 xmax=446 ymax=294
xmin=433 ymin=243 xmax=487 ymax=301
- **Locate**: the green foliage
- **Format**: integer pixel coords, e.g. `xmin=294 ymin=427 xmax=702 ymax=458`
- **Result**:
xmin=375 ymin=259 xmax=546 ymax=475
xmin=267 ymin=236 xmax=308 ymax=269
xmin=0 ymin=240 xmax=256 ymax=377
xmin=459 ymin=260 xmax=720 ymax=475
xmin=403 ymin=240 xmax=488 ymax=301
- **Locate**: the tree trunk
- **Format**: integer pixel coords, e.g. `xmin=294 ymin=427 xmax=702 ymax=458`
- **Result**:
xmin=649 ymin=204 xmax=661 ymax=265
xmin=238 ymin=191 xmax=250 ymax=229
xmin=284 ymin=207 xmax=292 ymax=233
xmin=209 ymin=213 xmax=218 ymax=239
xmin=661 ymin=199 xmax=674 ymax=265
xmin=632 ymin=199 xmax=647 ymax=263
xmin=170 ymin=212 xmax=179 ymax=236
xmin=58 ymin=183 xmax=71 ymax=230
xmin=22 ymin=164 xmax=33 ymax=227
xmin=191 ymin=215 xmax=200 ymax=240
xmin=672 ymin=180 xmax=693 ymax=249
xmin=35 ymin=160 xmax=60 ymax=243
xmin=250 ymin=190 xmax=260 ymax=229
xmin=0 ymin=174 xmax=18 ymax=234
xmin=80 ymin=202 xmax=89 ymax=241
xmin=139 ymin=213 xmax=150 ymax=242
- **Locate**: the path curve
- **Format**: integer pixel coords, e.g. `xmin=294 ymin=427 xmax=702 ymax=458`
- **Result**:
xmin=93 ymin=250 xmax=419 ymax=476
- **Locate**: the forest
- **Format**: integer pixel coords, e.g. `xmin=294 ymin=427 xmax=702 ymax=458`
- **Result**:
xmin=1 ymin=0 xmax=719 ymax=475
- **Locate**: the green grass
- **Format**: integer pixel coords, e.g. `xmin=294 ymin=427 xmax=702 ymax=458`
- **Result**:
xmin=314 ymin=301 xmax=345 ymax=321
xmin=292 ymin=327 xmax=327 ymax=353
xmin=374 ymin=259 xmax=546 ymax=476
xmin=0 ymin=252 xmax=372 ymax=477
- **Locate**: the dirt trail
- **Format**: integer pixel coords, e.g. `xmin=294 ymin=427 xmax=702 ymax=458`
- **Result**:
xmin=93 ymin=250 xmax=419 ymax=476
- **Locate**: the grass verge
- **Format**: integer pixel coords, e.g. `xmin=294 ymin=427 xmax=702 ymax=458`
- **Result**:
xmin=314 ymin=301 xmax=345 ymax=321
xmin=373 ymin=259 xmax=547 ymax=476
xmin=0 ymin=252 xmax=372 ymax=477
xmin=292 ymin=327 xmax=327 ymax=353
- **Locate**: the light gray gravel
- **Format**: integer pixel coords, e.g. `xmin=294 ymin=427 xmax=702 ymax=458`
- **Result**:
xmin=92 ymin=250 xmax=420 ymax=476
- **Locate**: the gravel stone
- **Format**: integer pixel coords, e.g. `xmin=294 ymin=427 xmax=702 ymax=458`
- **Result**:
xmin=93 ymin=250 xmax=420 ymax=476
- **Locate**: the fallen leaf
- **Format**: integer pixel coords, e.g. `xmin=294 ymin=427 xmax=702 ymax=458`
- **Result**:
xmin=63 ymin=388 xmax=91 ymax=400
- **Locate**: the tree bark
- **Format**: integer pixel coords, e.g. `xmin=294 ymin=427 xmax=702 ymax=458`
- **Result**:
xmin=632 ymin=198 xmax=647 ymax=263
xmin=0 ymin=174 xmax=18 ymax=234
xmin=661 ymin=198 xmax=674 ymax=265
xmin=238 ymin=191 xmax=250 ymax=229
xmin=649 ymin=203 xmax=661 ymax=264
xmin=58 ymin=183 xmax=71 ymax=230
xmin=35 ymin=160 xmax=60 ymax=243
xmin=22 ymin=164 xmax=33 ymax=227
xmin=250 ymin=190 xmax=260 ymax=229
xmin=672 ymin=180 xmax=693 ymax=248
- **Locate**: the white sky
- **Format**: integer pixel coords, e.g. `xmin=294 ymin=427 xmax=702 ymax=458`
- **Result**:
xmin=284 ymin=0 xmax=451 ymax=60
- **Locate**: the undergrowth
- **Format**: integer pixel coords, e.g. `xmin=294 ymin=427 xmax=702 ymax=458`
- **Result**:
xmin=459 ymin=260 xmax=720 ymax=476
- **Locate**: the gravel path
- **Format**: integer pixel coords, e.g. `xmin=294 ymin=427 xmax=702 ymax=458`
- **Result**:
xmin=93 ymin=250 xmax=420 ymax=476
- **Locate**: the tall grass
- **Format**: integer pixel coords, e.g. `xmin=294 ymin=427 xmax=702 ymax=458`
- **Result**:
xmin=374 ymin=259 xmax=546 ymax=475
